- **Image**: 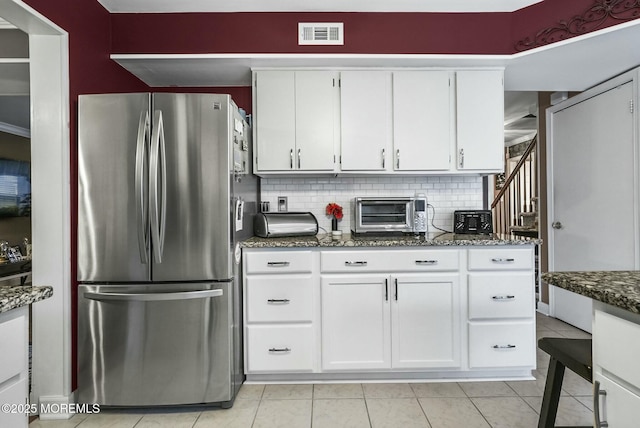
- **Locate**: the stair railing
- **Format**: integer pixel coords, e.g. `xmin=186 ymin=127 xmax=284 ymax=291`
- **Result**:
xmin=491 ymin=135 xmax=538 ymax=236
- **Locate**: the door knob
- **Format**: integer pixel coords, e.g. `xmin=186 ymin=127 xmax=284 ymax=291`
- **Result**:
xmin=552 ymin=221 xmax=563 ymax=229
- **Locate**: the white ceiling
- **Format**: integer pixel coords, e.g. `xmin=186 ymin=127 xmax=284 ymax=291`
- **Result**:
xmin=97 ymin=0 xmax=542 ymax=13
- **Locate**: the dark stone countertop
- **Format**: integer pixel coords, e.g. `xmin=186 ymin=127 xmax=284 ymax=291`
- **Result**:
xmin=0 ymin=285 xmax=53 ymax=314
xmin=543 ymin=271 xmax=640 ymax=315
xmin=242 ymin=232 xmax=541 ymax=249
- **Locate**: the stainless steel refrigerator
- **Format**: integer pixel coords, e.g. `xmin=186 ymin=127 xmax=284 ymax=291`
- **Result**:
xmin=76 ymin=93 xmax=257 ymax=407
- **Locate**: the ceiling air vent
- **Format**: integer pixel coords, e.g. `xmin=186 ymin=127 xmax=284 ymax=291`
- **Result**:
xmin=298 ymin=23 xmax=344 ymax=45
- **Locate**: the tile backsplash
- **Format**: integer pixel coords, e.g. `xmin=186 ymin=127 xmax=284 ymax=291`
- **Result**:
xmin=260 ymin=175 xmax=484 ymax=234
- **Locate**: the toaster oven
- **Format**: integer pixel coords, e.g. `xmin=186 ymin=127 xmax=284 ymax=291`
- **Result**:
xmin=351 ymin=196 xmax=428 ymax=235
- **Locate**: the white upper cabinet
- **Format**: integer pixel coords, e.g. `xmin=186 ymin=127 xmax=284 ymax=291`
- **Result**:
xmin=392 ymin=71 xmax=452 ymax=171
xmin=253 ymin=70 xmax=337 ymax=173
xmin=455 ymin=70 xmax=505 ymax=172
xmin=253 ymin=68 xmax=504 ymax=175
xmin=340 ymin=71 xmax=393 ymax=171
xmin=254 ymin=70 xmax=296 ymax=172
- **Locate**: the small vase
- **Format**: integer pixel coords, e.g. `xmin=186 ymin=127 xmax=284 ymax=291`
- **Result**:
xmin=331 ymin=218 xmax=338 ymax=231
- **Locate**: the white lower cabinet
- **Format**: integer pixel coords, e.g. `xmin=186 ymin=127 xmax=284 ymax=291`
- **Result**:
xmin=321 ymin=275 xmax=391 ymax=370
xmin=391 ymin=274 xmax=461 ymax=369
xmin=244 ymin=246 xmax=536 ymax=380
xmin=593 ymin=307 xmax=640 ymax=427
xmin=321 ymin=273 xmax=461 ymax=371
xmin=468 ymin=321 xmax=535 ymax=368
xmin=467 ymin=247 xmax=536 ymax=371
xmin=246 ymin=325 xmax=314 ymax=372
xmin=0 ymin=306 xmax=28 ymax=428
xmin=243 ymin=249 xmax=318 ymax=374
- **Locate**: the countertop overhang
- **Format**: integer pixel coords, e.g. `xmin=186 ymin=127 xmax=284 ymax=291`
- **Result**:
xmin=241 ymin=232 xmax=541 ymax=248
xmin=0 ymin=285 xmax=53 ymax=313
xmin=543 ymin=271 xmax=640 ymax=315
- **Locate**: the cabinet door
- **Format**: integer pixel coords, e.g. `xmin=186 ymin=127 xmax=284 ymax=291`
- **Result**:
xmin=295 ymin=71 xmax=338 ymax=171
xmin=594 ymin=374 xmax=640 ymax=428
xmin=456 ymin=70 xmax=504 ymax=172
xmin=393 ymin=71 xmax=452 ymax=171
xmin=391 ymin=274 xmax=461 ymax=368
xmin=340 ymin=71 xmax=392 ymax=171
xmin=321 ymin=275 xmax=391 ymax=370
xmin=254 ymin=71 xmax=296 ymax=171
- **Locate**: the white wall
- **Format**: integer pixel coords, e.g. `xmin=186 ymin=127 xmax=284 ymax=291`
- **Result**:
xmin=260 ymin=175 xmax=483 ymax=233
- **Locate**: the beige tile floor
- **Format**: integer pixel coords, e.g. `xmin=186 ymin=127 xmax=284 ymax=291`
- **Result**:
xmin=30 ymin=313 xmax=594 ymax=428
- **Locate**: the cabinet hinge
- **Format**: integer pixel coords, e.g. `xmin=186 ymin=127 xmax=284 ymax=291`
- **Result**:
xmin=631 ymin=99 xmax=635 ymax=113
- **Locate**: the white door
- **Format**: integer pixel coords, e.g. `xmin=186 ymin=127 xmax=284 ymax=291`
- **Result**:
xmin=321 ymin=275 xmax=391 ymax=370
xmin=391 ymin=274 xmax=461 ymax=368
xmin=340 ymin=71 xmax=392 ymax=171
xmin=295 ymin=71 xmax=338 ymax=171
xmin=254 ymin=71 xmax=296 ymax=171
xmin=550 ymin=81 xmax=636 ymax=271
xmin=393 ymin=71 xmax=452 ymax=171
xmin=456 ymin=70 xmax=504 ymax=171
xmin=549 ymin=81 xmax=635 ymax=331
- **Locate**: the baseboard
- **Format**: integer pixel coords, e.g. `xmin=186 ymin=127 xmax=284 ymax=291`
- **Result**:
xmin=536 ymin=301 xmax=550 ymax=316
xmin=36 ymin=391 xmax=76 ymax=420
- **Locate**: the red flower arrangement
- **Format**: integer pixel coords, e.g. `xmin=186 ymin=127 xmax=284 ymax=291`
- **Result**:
xmin=326 ymin=203 xmax=343 ymax=220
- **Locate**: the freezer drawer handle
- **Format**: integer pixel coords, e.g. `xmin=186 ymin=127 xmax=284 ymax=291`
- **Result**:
xmin=491 ymin=258 xmax=515 ymax=263
xmin=492 ymin=295 xmax=516 ymax=301
xmin=84 ymin=289 xmax=223 ymax=302
xmin=492 ymin=344 xmax=516 ymax=350
xmin=345 ymin=261 xmax=367 ymax=266
xmin=269 ymin=347 xmax=291 ymax=353
xmin=267 ymin=299 xmax=290 ymax=304
xmin=415 ymin=260 xmax=438 ymax=265
xmin=267 ymin=261 xmax=290 ymax=267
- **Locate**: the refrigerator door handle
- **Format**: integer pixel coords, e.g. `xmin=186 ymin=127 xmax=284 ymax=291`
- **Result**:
xmin=150 ymin=110 xmax=167 ymax=264
xmin=84 ymin=289 xmax=223 ymax=302
xmin=135 ymin=110 xmax=150 ymax=264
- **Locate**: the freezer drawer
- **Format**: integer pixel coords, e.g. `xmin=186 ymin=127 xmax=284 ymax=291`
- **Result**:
xmin=77 ymin=283 xmax=235 ymax=407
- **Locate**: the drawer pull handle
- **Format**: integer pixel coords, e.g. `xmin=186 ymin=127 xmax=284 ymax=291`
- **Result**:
xmin=491 ymin=258 xmax=515 ymax=263
xmin=492 ymin=295 xmax=516 ymax=301
xmin=267 ymin=261 xmax=290 ymax=267
xmin=593 ymin=380 xmax=609 ymax=428
xmin=492 ymin=344 xmax=516 ymax=349
xmin=415 ymin=260 xmax=438 ymax=265
xmin=269 ymin=347 xmax=291 ymax=353
xmin=267 ymin=299 xmax=291 ymax=304
xmin=345 ymin=261 xmax=368 ymax=266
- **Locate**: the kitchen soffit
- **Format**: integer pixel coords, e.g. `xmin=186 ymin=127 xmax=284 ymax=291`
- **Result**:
xmin=97 ymin=0 xmax=543 ymax=13
xmin=112 ymin=18 xmax=640 ymax=91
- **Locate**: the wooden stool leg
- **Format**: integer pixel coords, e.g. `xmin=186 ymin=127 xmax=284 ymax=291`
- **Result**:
xmin=538 ymin=357 xmax=566 ymax=428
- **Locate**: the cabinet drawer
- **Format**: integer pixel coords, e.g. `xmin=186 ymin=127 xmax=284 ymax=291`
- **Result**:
xmin=467 ymin=248 xmax=533 ymax=271
xmin=595 ymin=310 xmax=640 ymax=390
xmin=0 ymin=311 xmax=27 ymax=384
xmin=245 ymin=250 xmax=313 ymax=274
xmin=246 ymin=325 xmax=314 ymax=372
xmin=468 ymin=321 xmax=535 ymax=368
xmin=321 ymin=249 xmax=459 ymax=273
xmin=468 ymin=273 xmax=534 ymax=320
xmin=0 ymin=377 xmax=27 ymax=428
xmin=246 ymin=276 xmax=313 ymax=323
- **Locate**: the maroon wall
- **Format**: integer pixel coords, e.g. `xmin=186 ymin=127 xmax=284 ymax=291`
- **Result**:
xmin=111 ymin=12 xmax=514 ymax=55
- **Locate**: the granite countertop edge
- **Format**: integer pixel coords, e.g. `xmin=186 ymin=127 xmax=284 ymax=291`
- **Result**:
xmin=0 ymin=285 xmax=53 ymax=314
xmin=241 ymin=233 xmax=541 ymax=249
xmin=542 ymin=271 xmax=640 ymax=315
